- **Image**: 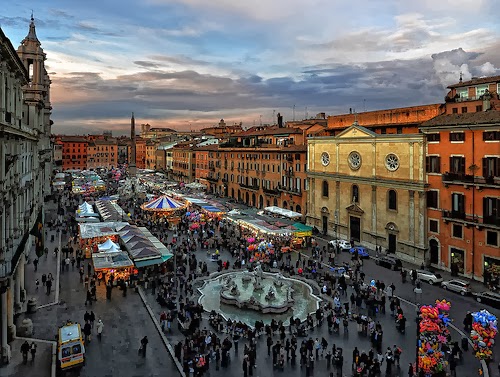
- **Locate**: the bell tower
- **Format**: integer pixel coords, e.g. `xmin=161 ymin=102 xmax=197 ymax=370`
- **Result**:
xmin=16 ymin=14 xmax=52 ymax=133
xmin=16 ymin=14 xmax=53 ymax=196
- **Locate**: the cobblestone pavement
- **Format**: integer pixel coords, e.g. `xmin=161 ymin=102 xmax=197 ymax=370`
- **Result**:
xmin=0 ymin=338 xmax=53 ymax=377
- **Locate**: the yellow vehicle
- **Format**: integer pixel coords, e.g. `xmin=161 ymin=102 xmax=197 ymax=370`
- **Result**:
xmin=57 ymin=322 xmax=85 ymax=374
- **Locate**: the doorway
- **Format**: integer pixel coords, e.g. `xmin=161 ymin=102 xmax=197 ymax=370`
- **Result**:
xmin=349 ymin=216 xmax=360 ymax=242
xmin=322 ymin=215 xmax=328 ymax=235
xmin=429 ymin=239 xmax=439 ymax=264
xmin=388 ymin=234 xmax=397 ymax=254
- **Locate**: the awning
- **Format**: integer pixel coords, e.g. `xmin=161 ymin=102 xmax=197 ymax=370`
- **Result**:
xmin=292 ymin=222 xmax=313 ymax=237
xmin=201 ymin=205 xmax=225 ymax=213
xmin=134 ymin=257 xmax=164 ymax=268
xmin=264 ymin=206 xmax=302 ymax=219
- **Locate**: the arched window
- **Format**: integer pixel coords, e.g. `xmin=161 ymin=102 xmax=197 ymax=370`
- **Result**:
xmin=352 ymin=185 xmax=359 ymax=203
xmin=388 ymin=189 xmax=397 ymax=210
xmin=322 ymin=181 xmax=329 ymax=197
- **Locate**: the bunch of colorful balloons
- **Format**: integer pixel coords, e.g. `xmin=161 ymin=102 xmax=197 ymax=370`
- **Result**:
xmin=470 ymin=309 xmax=498 ymax=360
xmin=418 ymin=300 xmax=451 ymax=376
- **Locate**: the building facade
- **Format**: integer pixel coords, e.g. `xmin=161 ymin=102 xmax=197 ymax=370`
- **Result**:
xmin=0 ymin=18 xmax=52 ymax=362
xmin=307 ymin=123 xmax=427 ymax=264
xmin=86 ymin=138 xmax=118 ymax=170
xmin=421 ymin=111 xmax=500 ymax=282
xmin=172 ymin=142 xmax=196 ymax=182
xmin=60 ymin=136 xmax=88 ymax=170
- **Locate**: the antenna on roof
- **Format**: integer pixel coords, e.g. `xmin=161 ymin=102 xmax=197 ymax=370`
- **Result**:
xmin=459 ymin=71 xmax=463 ymax=83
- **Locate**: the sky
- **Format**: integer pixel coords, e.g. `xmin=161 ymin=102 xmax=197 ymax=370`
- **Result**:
xmin=2 ymin=0 xmax=500 ymax=135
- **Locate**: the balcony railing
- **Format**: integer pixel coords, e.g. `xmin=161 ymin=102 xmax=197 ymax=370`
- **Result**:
xmin=483 ymin=215 xmax=500 ymax=226
xmin=284 ymin=170 xmax=294 ymax=177
xmin=262 ymin=187 xmax=281 ymax=196
xmin=239 ymin=182 xmax=260 ymax=191
xmin=442 ymin=210 xmax=479 ymax=224
xmin=442 ymin=172 xmax=474 ymax=184
xmin=209 ymin=166 xmax=215 ymax=172
xmin=278 ymin=186 xmax=302 ymax=196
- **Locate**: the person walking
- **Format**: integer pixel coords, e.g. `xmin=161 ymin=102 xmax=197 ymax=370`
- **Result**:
xmin=140 ymin=336 xmax=148 ymax=357
xmin=33 ymin=258 xmax=38 ymax=272
xmin=83 ymin=321 xmax=92 ymax=344
xmin=242 ymin=355 xmax=249 ymax=377
xmin=96 ymin=319 xmax=104 ymax=341
xmin=21 ymin=341 xmax=30 ymax=364
xmin=46 ymin=276 xmax=52 ymax=295
xmin=30 ymin=342 xmax=37 ymax=362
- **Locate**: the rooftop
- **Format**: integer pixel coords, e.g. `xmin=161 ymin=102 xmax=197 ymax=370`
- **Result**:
xmin=447 ymin=75 xmax=500 ymax=89
xmin=420 ymin=110 xmax=500 ymax=128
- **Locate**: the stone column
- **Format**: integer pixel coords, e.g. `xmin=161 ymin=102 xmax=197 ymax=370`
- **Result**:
xmin=418 ymin=192 xmax=426 ymax=247
xmin=7 ymin=278 xmax=15 ymax=341
xmin=409 ymin=191 xmax=415 ymax=244
xmin=372 ymin=185 xmax=377 ymax=241
xmin=1 ymin=289 xmax=11 ymax=363
xmin=409 ymin=142 xmax=414 ymax=180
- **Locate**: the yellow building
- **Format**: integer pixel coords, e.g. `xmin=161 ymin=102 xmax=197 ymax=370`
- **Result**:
xmin=307 ymin=123 xmax=427 ymax=263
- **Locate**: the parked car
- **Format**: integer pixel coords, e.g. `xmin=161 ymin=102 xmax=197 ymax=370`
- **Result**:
xmin=472 ymin=291 xmax=500 ymax=309
xmin=328 ymin=239 xmax=351 ymax=251
xmin=374 ymin=256 xmax=402 ymax=271
xmin=441 ymin=279 xmax=471 ymax=295
xmin=415 ymin=270 xmax=443 ymax=285
xmin=349 ymin=247 xmax=369 ymax=259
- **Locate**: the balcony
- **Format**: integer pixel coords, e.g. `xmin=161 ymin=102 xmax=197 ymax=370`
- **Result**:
xmin=262 ymin=187 xmax=281 ymax=196
xmin=278 ymin=186 xmax=302 ymax=196
xmin=239 ymin=182 xmax=260 ymax=191
xmin=442 ymin=210 xmax=466 ymax=220
xmin=442 ymin=172 xmax=474 ymax=186
xmin=206 ymin=176 xmax=219 ymax=183
xmin=222 ymin=178 xmax=228 ymax=183
xmin=209 ymin=166 xmax=215 ymax=172
xmin=284 ymin=170 xmax=294 ymax=177
xmin=483 ymin=215 xmax=500 ymax=227
xmin=442 ymin=210 xmax=479 ymax=227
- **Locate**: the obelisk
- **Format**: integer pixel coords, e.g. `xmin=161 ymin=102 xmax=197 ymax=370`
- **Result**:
xmin=130 ymin=112 xmax=137 ymax=177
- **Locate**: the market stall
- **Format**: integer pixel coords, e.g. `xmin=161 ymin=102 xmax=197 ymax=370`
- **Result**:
xmin=91 ymin=251 xmax=135 ymax=285
xmin=78 ymin=222 xmax=128 ymax=259
xmin=263 ymin=206 xmax=302 ymax=220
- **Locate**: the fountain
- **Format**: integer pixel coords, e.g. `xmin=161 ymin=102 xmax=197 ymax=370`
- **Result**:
xmin=198 ymin=263 xmax=322 ymax=326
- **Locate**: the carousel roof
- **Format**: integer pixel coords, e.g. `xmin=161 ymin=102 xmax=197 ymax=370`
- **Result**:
xmin=141 ymin=195 xmax=186 ymax=211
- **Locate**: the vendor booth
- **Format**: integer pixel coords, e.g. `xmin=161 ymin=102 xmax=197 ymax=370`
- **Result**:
xmin=78 ymin=222 xmax=128 ymax=258
xmin=92 ymin=251 xmax=134 ymax=285
xmin=264 ymin=206 xmax=302 ymax=220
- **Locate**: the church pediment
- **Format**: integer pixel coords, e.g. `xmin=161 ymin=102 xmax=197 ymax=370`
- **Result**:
xmin=336 ymin=123 xmax=377 ymax=139
xmin=346 ymin=203 xmax=364 ymax=214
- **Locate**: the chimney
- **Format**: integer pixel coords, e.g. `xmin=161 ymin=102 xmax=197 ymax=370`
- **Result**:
xmin=277 ymin=113 xmax=283 ymax=128
xmin=483 ymin=90 xmax=492 ymax=111
xmin=349 ymin=108 xmax=352 ymax=114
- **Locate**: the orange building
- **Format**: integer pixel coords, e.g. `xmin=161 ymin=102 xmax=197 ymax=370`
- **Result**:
xmin=195 ymin=145 xmax=216 ymax=185
xmin=421 ymin=107 xmax=500 ymax=282
xmin=145 ymin=140 xmax=157 ymax=170
xmin=200 ymin=125 xmax=312 ymax=214
xmin=60 ymin=136 xmax=88 ymax=171
xmin=444 ymin=75 xmax=500 ymax=114
xmin=172 ymin=142 xmax=196 ymax=182
xmin=86 ymin=138 xmax=118 ymax=170
xmin=326 ymin=104 xmax=444 ymax=135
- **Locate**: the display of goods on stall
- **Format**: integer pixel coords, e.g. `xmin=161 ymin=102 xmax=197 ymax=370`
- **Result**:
xmin=417 ymin=299 xmax=451 ymax=376
xmin=247 ymin=240 xmax=275 ymax=263
xmin=470 ymin=309 xmax=498 ymax=360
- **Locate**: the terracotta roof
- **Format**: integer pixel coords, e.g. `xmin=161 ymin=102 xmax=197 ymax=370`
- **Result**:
xmin=420 ymin=111 xmax=500 ymax=128
xmin=60 ymin=136 xmax=88 ymax=143
xmin=447 ymin=75 xmax=500 ymax=89
xmin=239 ymin=126 xmax=302 ymax=137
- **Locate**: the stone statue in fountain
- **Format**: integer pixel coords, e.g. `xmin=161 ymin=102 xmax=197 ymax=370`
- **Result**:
xmin=265 ymin=287 xmax=276 ymax=301
xmin=229 ymin=281 xmax=240 ymax=296
xmin=252 ymin=263 xmax=264 ymax=291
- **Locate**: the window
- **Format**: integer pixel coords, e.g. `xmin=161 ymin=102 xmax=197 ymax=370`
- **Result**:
xmin=449 ymin=156 xmax=465 ymax=174
xmin=426 ymin=156 xmax=441 ymax=173
xmin=352 ymin=185 xmax=359 ymax=203
xmin=486 ymin=231 xmax=498 ymax=247
xmin=396 ymin=127 xmax=402 ymax=134
xmin=476 ymin=105 xmax=483 ymax=112
xmin=322 ymin=181 xmax=329 ymax=197
xmin=427 ymin=191 xmax=439 ymax=208
xmin=483 ymin=131 xmax=500 ymax=141
xmin=482 ymin=157 xmax=500 ymax=177
xmin=483 ymin=197 xmax=500 ymax=224
xmin=450 ymin=133 xmax=465 ymax=142
xmin=388 ymin=190 xmax=397 ymax=210
xmin=427 ymin=134 xmax=440 ymax=142
xmin=461 ymin=107 xmax=467 ymax=113
xmin=452 ymin=193 xmax=465 ymax=214
xmin=476 ymin=85 xmax=488 ymax=96
xmin=381 ymin=128 xmax=386 ymax=134
xmin=429 ymin=219 xmax=439 ymax=233
xmin=452 ymin=224 xmax=463 ymax=239
xmin=452 ymin=108 xmax=458 ymax=114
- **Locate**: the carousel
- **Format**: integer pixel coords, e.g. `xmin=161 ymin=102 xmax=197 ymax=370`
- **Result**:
xmin=140 ymin=195 xmax=188 ymax=228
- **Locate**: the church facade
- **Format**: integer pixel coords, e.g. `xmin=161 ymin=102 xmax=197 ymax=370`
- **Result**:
xmin=306 ymin=123 xmax=427 ymax=264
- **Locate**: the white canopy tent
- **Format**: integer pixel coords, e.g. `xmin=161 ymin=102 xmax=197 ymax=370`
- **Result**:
xmin=264 ymin=206 xmax=302 ymax=219
xmin=97 ymin=239 xmax=120 ymax=252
